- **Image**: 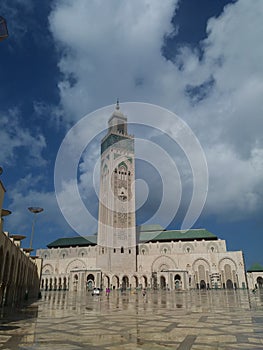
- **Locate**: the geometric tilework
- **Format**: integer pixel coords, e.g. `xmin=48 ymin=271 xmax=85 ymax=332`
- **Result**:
xmin=1 ymin=290 xmax=263 ymax=349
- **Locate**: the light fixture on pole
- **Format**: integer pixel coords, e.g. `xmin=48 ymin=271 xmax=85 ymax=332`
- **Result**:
xmin=28 ymin=207 xmax=43 ymax=250
xmin=0 ymin=16 xmax=8 ymax=42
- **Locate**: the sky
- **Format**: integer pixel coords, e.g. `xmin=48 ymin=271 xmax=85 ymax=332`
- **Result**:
xmin=0 ymin=0 xmax=262 ymax=269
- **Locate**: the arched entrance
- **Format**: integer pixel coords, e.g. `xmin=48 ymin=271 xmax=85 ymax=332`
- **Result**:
xmin=257 ymin=277 xmax=263 ymax=289
xmin=103 ymin=275 xmax=110 ymax=289
xmin=174 ymin=274 xmax=181 ymax=290
xmin=49 ymin=277 xmax=53 ymax=291
xmin=122 ymin=276 xmax=129 ymax=290
xmin=87 ymin=274 xmax=95 ymax=290
xmin=63 ymin=277 xmax=67 ymax=290
xmin=58 ymin=277 xmax=62 ymax=290
xmin=160 ymin=276 xmax=166 ymax=289
xmin=131 ymin=275 xmax=138 ymax=289
xmin=112 ymin=275 xmax=119 ymax=289
xmin=226 ymin=279 xmax=234 ymax=289
xmin=200 ymin=280 xmax=206 ymax=289
xmin=140 ymin=275 xmax=147 ymax=289
xmin=54 ymin=277 xmax=57 ymax=291
xmin=73 ymin=274 xmax=78 ymax=291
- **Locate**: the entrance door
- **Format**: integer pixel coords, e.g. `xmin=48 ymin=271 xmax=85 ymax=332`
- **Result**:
xmin=200 ymin=280 xmax=206 ymax=289
xmin=87 ymin=274 xmax=95 ymax=290
xmin=160 ymin=276 xmax=166 ymax=289
xmin=122 ymin=276 xmax=129 ymax=290
xmin=226 ymin=279 xmax=233 ymax=289
xmin=257 ymin=277 xmax=263 ymax=289
xmin=174 ymin=274 xmax=181 ymax=290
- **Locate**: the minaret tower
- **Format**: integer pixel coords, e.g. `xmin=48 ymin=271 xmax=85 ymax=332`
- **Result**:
xmin=97 ymin=101 xmax=136 ymax=273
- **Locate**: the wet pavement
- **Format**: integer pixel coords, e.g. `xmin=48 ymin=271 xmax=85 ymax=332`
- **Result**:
xmin=1 ymin=289 xmax=263 ymax=349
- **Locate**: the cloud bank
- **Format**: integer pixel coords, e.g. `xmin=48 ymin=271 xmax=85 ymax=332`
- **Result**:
xmin=47 ymin=0 xmax=263 ymax=229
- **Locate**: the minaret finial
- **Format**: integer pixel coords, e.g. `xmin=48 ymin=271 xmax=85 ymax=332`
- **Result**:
xmin=116 ymin=98 xmax=120 ymax=110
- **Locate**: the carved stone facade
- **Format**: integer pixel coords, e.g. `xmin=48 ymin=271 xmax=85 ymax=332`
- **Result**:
xmin=37 ymin=229 xmax=247 ymax=292
xmin=97 ymin=103 xmax=136 ymax=273
xmin=37 ymin=105 xmax=248 ymax=292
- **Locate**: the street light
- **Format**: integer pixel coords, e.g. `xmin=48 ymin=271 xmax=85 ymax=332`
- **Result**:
xmin=0 ymin=16 xmax=8 ymax=42
xmin=28 ymin=207 xmax=44 ymax=250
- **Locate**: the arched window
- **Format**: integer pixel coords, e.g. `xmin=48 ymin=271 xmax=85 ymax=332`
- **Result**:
xmin=121 ymin=247 xmax=124 ymax=253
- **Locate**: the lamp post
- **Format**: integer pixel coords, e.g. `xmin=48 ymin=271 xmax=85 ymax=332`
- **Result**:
xmin=0 ymin=16 xmax=8 ymax=42
xmin=28 ymin=207 xmax=43 ymax=250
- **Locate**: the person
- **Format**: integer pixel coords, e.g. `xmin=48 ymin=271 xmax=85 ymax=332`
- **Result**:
xmin=106 ymin=287 xmax=110 ymax=296
xmin=142 ymin=288 xmax=146 ymax=297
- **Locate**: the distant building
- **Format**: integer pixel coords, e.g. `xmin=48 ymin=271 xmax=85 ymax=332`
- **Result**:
xmin=37 ymin=104 xmax=248 ymax=291
xmin=247 ymin=263 xmax=263 ymax=290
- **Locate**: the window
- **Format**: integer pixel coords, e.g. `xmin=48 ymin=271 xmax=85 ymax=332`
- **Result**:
xmin=117 ymin=123 xmax=124 ymax=133
xmin=121 ymin=247 xmax=124 ymax=253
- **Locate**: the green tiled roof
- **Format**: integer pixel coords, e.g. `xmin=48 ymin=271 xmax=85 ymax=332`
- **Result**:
xmin=247 ymin=263 xmax=263 ymax=272
xmin=47 ymin=235 xmax=97 ymax=248
xmin=46 ymin=227 xmax=217 ymax=248
xmin=139 ymin=228 xmax=217 ymax=243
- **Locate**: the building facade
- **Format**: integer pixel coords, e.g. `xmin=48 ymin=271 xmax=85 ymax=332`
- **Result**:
xmin=37 ymin=104 xmax=248 ymax=292
xmin=0 ymin=177 xmax=42 ymax=307
xmin=247 ymin=263 xmax=263 ymax=290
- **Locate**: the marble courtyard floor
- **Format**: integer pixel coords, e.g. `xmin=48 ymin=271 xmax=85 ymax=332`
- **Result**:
xmin=1 ymin=289 xmax=263 ymax=349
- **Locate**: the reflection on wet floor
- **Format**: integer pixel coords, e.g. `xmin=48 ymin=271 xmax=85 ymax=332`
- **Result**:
xmin=1 ymin=289 xmax=263 ymax=349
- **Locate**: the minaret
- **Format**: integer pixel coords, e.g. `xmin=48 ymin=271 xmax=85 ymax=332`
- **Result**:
xmin=97 ymin=102 xmax=136 ymax=273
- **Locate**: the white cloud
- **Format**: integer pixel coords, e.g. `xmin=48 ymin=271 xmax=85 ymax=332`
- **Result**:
xmin=49 ymin=0 xmax=180 ymax=120
xmin=0 ymin=108 xmax=47 ymax=166
xmin=48 ymin=0 xmax=263 ymax=226
xmin=205 ymin=145 xmax=263 ymax=220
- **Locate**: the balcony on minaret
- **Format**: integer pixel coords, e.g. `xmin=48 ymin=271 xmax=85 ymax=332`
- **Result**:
xmin=101 ymin=103 xmax=134 ymax=155
xmin=108 ymin=111 xmax=128 ymax=135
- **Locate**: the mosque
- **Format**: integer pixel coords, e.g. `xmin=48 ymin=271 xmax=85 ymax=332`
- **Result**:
xmin=37 ymin=104 xmax=248 ymax=292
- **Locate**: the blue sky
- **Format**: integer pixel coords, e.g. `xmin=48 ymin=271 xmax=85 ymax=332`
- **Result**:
xmin=0 ymin=0 xmax=262 ymax=268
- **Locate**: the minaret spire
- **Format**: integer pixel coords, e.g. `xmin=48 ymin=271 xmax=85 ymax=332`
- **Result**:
xmin=116 ymin=98 xmax=120 ymax=110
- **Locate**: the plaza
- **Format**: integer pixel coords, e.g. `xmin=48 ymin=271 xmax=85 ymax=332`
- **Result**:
xmin=1 ymin=289 xmax=263 ymax=349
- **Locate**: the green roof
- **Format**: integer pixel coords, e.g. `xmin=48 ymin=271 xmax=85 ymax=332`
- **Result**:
xmin=139 ymin=228 xmax=217 ymax=243
xmin=247 ymin=263 xmax=263 ymax=272
xmin=46 ymin=227 xmax=217 ymax=248
xmin=47 ymin=235 xmax=97 ymax=248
